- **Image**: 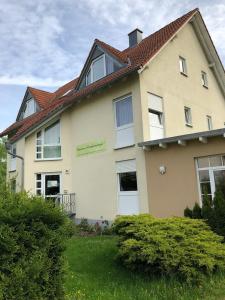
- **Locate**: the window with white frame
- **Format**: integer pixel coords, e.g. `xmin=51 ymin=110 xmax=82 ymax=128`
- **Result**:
xmin=36 ymin=121 xmax=61 ymax=160
xmin=36 ymin=173 xmax=61 ymax=198
xmin=196 ymin=155 xmax=225 ymax=203
xmin=148 ymin=93 xmax=164 ymax=140
xmin=114 ymin=95 xmax=134 ymax=148
xmin=207 ymin=115 xmax=213 ymax=130
xmin=179 ymin=56 xmax=187 ymax=75
xmin=184 ymin=107 xmax=192 ymax=126
xmin=23 ymin=98 xmax=37 ymax=118
xmin=9 ymin=144 xmax=17 ymax=171
xmin=86 ymin=54 xmax=106 ymax=85
xmin=201 ymin=71 xmax=208 ymax=88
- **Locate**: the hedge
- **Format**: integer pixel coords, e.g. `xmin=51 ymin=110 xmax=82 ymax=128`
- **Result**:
xmin=113 ymin=214 xmax=225 ymax=282
xmin=0 ymin=188 xmax=74 ymax=300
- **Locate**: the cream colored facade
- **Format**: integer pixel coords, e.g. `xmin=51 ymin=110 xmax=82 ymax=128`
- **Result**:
xmin=7 ymin=19 xmax=225 ymax=220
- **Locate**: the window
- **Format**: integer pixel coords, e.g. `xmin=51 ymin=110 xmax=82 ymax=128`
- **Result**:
xmin=179 ymin=56 xmax=187 ymax=75
xmin=86 ymin=54 xmax=106 ymax=85
xmin=114 ymin=95 xmax=134 ymax=148
xmin=23 ymin=98 xmax=36 ymax=118
xmin=36 ymin=121 xmax=61 ymax=160
xmin=10 ymin=179 xmax=16 ymax=193
xmin=184 ymin=107 xmax=192 ymax=126
xmin=148 ymin=93 xmax=164 ymax=140
xmin=119 ymin=172 xmax=137 ymax=191
xmin=196 ymin=155 xmax=225 ymax=204
xmin=9 ymin=144 xmax=16 ymax=171
xmin=201 ymin=71 xmax=208 ymax=88
xmin=207 ymin=115 xmax=213 ymax=130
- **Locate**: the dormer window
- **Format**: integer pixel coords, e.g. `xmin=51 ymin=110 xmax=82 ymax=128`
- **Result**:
xmin=23 ymin=98 xmax=37 ymax=118
xmin=86 ymin=54 xmax=106 ymax=85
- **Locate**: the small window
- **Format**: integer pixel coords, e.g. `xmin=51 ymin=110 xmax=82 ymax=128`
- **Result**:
xmin=149 ymin=109 xmax=163 ymax=126
xmin=179 ymin=56 xmax=187 ymax=75
xmin=207 ymin=115 xmax=213 ymax=130
xmin=184 ymin=107 xmax=192 ymax=126
xmin=10 ymin=179 xmax=16 ymax=193
xmin=201 ymin=71 xmax=208 ymax=88
xmin=23 ymin=98 xmax=36 ymax=118
xmin=119 ymin=172 xmax=137 ymax=191
xmin=86 ymin=54 xmax=105 ymax=85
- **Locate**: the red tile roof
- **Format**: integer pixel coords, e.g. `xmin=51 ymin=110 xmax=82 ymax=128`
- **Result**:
xmin=0 ymin=8 xmax=199 ymax=141
xmin=28 ymin=87 xmax=55 ymax=108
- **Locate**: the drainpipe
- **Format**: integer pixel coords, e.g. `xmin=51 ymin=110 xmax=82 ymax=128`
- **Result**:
xmin=5 ymin=142 xmax=24 ymax=191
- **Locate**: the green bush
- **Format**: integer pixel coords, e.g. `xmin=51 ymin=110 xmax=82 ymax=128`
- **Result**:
xmin=113 ymin=214 xmax=225 ymax=282
xmin=0 ymin=188 xmax=74 ymax=300
xmin=185 ymin=187 xmax=225 ymax=240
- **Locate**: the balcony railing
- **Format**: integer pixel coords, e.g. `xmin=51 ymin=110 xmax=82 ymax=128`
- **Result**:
xmin=55 ymin=193 xmax=76 ymax=216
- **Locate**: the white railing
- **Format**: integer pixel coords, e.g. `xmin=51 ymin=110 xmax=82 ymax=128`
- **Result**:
xmin=55 ymin=193 xmax=76 ymax=215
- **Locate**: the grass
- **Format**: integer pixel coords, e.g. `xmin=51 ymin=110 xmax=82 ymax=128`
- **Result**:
xmin=65 ymin=236 xmax=225 ymax=300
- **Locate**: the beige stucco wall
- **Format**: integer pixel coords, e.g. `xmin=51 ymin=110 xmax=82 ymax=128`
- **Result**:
xmin=22 ymin=74 xmax=149 ymax=221
xmin=139 ymin=22 xmax=225 ymax=141
xmin=145 ymin=137 xmax=225 ymax=218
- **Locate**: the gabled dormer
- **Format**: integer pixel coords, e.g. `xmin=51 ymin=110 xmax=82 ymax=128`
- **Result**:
xmin=77 ymin=40 xmax=126 ymax=90
xmin=17 ymin=89 xmax=40 ymax=121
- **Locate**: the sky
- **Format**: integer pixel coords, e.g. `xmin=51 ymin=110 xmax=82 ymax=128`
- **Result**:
xmin=0 ymin=0 xmax=224 ymax=132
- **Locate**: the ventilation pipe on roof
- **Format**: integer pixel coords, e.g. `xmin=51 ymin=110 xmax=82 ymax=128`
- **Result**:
xmin=128 ymin=28 xmax=143 ymax=47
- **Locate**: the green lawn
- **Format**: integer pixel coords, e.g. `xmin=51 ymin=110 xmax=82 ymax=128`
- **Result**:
xmin=65 ymin=236 xmax=225 ymax=300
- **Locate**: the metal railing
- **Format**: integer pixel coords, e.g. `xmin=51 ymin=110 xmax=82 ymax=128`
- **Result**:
xmin=55 ymin=193 xmax=76 ymax=216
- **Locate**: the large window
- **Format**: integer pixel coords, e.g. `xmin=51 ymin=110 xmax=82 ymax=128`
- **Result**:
xmin=196 ymin=155 xmax=225 ymax=203
xmin=36 ymin=173 xmax=61 ymax=198
xmin=86 ymin=55 xmax=106 ymax=85
xmin=23 ymin=98 xmax=37 ymax=118
xmin=36 ymin=121 xmax=61 ymax=160
xmin=114 ymin=95 xmax=134 ymax=148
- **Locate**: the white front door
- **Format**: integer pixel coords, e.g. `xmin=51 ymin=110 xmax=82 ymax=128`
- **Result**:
xmin=116 ymin=160 xmax=139 ymax=215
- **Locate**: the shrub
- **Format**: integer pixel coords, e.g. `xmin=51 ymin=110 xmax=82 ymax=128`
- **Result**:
xmin=0 ymin=188 xmax=73 ymax=300
xmin=113 ymin=214 xmax=225 ymax=282
xmin=185 ymin=187 xmax=225 ymax=240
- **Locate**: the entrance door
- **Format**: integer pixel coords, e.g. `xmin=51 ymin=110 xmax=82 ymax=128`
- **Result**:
xmin=116 ymin=160 xmax=139 ymax=215
xmin=45 ymin=174 xmax=61 ymax=199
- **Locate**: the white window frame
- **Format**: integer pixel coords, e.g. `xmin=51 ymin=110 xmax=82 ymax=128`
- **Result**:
xmin=85 ymin=54 xmax=106 ymax=85
xmin=201 ymin=71 xmax=208 ymax=88
xmin=35 ymin=172 xmax=62 ymax=198
xmin=9 ymin=144 xmax=17 ymax=172
xmin=184 ymin=106 xmax=192 ymax=127
xmin=207 ymin=115 xmax=213 ymax=130
xmin=36 ymin=120 xmax=62 ymax=161
xmin=23 ymin=98 xmax=36 ymax=118
xmin=114 ymin=94 xmax=134 ymax=149
xmin=179 ymin=56 xmax=187 ymax=75
xmin=196 ymin=155 xmax=225 ymax=206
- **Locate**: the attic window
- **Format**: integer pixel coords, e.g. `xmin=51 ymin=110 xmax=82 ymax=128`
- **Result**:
xmin=86 ymin=54 xmax=106 ymax=85
xmin=23 ymin=98 xmax=37 ymax=118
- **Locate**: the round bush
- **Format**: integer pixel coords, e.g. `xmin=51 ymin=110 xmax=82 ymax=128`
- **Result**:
xmin=113 ymin=215 xmax=225 ymax=282
xmin=0 ymin=188 xmax=74 ymax=300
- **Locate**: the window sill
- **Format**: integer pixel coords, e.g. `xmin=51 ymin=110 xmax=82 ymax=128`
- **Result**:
xmin=34 ymin=158 xmax=63 ymax=162
xmin=114 ymin=144 xmax=135 ymax=150
xmin=180 ymin=72 xmax=188 ymax=77
xmin=9 ymin=169 xmax=16 ymax=173
xmin=185 ymin=123 xmax=193 ymax=128
xmin=202 ymin=85 xmax=208 ymax=89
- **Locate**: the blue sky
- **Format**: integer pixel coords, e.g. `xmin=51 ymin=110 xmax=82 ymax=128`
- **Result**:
xmin=0 ymin=0 xmax=224 ymax=132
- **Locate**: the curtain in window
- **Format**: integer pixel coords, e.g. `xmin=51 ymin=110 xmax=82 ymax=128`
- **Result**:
xmin=116 ymin=96 xmax=133 ymax=127
xmin=44 ymin=122 xmax=60 ymax=145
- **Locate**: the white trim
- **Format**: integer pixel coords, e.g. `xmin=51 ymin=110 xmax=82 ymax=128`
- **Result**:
xmin=86 ymin=54 xmax=106 ymax=85
xmin=35 ymin=172 xmax=62 ymax=198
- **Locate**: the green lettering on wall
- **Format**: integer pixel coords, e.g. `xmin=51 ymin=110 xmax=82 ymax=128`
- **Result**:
xmin=76 ymin=139 xmax=106 ymax=156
